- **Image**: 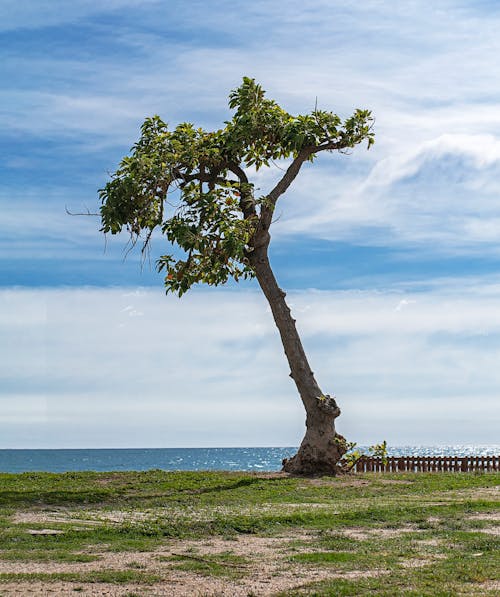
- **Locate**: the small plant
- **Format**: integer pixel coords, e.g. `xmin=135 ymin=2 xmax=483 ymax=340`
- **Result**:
xmin=336 ymin=438 xmax=388 ymax=473
xmin=369 ymin=440 xmax=388 ymax=464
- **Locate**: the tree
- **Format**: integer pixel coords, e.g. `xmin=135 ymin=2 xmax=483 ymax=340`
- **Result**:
xmin=99 ymin=78 xmax=374 ymax=475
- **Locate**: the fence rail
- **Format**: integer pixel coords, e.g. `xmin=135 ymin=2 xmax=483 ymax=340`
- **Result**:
xmin=349 ymin=455 xmax=500 ymax=473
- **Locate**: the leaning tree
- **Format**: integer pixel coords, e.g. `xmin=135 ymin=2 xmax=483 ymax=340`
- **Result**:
xmin=100 ymin=78 xmax=374 ymax=475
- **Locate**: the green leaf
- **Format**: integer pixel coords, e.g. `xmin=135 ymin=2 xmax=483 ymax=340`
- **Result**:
xmin=99 ymin=77 xmax=374 ymax=296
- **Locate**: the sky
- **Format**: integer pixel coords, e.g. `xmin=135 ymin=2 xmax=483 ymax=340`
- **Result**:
xmin=1 ymin=0 xmax=500 ymax=448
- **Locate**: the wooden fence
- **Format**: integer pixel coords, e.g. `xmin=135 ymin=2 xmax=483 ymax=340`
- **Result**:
xmin=349 ymin=455 xmax=500 ymax=473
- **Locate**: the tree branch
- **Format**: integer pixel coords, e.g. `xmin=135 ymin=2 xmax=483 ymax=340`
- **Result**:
xmin=313 ymin=141 xmax=341 ymax=153
xmin=174 ymin=169 xmax=227 ymax=188
xmin=227 ymin=161 xmax=249 ymax=184
xmin=258 ymin=133 xmax=369 ymax=232
xmin=259 ymin=147 xmax=312 ymax=230
xmin=227 ymin=161 xmax=257 ymax=220
xmin=65 ymin=205 xmax=99 ymax=216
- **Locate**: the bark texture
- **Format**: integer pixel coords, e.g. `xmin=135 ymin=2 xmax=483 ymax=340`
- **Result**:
xmin=249 ymin=236 xmax=346 ymax=476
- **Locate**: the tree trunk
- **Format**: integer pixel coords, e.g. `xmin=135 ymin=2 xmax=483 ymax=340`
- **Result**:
xmin=249 ymin=240 xmax=346 ymax=475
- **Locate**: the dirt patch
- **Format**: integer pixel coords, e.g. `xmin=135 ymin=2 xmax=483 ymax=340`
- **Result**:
xmin=0 ymin=570 xmax=391 ymax=596
xmin=0 ymin=557 xmax=106 ymax=575
xmin=400 ymin=558 xmax=433 ymax=568
xmin=466 ymin=510 xmax=500 ymax=535
xmin=259 ymin=502 xmax=331 ymax=510
xmin=12 ymin=509 xmax=154 ymax=526
xmin=474 ymin=580 xmax=500 ymax=593
xmin=377 ymin=479 xmax=413 ymax=485
xmin=0 ymin=531 xmax=396 ymax=596
xmin=165 ymin=532 xmax=312 ymax=559
xmin=84 ymin=510 xmax=156 ymax=524
xmin=340 ymin=525 xmax=419 ymax=540
xmin=0 ymin=581 xmax=154 ymax=596
xmin=467 ymin=512 xmax=500 ymax=521
xmin=400 ymin=554 xmax=446 ymax=569
xmin=250 ymin=472 xmax=289 ymax=479
xmin=12 ymin=510 xmax=74 ymax=525
xmin=450 ymin=487 xmax=499 ymax=501
xmin=415 ymin=538 xmax=442 ymax=547
xmin=300 ymin=478 xmax=371 ymax=488
xmin=477 ymin=526 xmax=500 ymax=536
xmin=12 ymin=503 xmax=335 ymax=529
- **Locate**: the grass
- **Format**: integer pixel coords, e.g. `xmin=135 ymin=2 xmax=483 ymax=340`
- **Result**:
xmin=164 ymin=550 xmax=250 ymax=577
xmin=0 ymin=550 xmax=100 ymax=563
xmin=0 ymin=470 xmax=497 ymax=594
xmin=0 ymin=570 xmax=161 ymax=584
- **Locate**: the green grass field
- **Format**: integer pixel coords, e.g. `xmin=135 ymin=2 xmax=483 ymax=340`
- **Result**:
xmin=0 ymin=470 xmax=498 ymax=595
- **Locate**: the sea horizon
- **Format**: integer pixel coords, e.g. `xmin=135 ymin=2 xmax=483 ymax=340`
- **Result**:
xmin=1 ymin=445 xmax=499 ymax=474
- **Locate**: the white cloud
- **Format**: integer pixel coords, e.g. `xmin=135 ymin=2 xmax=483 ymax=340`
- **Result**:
xmin=1 ymin=284 xmax=499 ymax=447
xmin=3 ymin=1 xmax=500 ymax=257
xmin=365 ymin=134 xmax=500 ymax=189
xmin=270 ymin=132 xmax=500 ymax=252
xmin=395 ymin=299 xmax=416 ymax=311
xmin=4 ymin=1 xmax=500 ymax=146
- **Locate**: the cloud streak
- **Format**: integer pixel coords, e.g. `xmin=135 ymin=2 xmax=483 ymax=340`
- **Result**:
xmin=3 ymin=0 xmax=500 ymax=261
xmin=0 ymin=0 xmax=161 ymax=32
xmin=272 ymin=132 xmax=500 ymax=252
xmin=1 ymin=284 xmax=499 ymax=447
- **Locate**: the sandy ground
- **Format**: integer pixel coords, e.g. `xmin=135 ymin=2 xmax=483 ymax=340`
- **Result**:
xmin=1 ymin=519 xmax=497 ymax=595
xmin=2 ymin=486 xmax=497 ymax=596
xmin=0 ymin=532 xmax=392 ymax=596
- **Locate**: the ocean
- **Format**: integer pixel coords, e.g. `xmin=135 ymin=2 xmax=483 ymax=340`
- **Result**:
xmin=0 ymin=446 xmax=499 ymax=474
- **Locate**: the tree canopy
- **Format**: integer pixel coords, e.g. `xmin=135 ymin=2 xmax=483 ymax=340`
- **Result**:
xmin=99 ymin=77 xmax=374 ymax=295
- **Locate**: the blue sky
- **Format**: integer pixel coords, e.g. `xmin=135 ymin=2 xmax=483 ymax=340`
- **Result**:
xmin=1 ymin=0 xmax=500 ymax=448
